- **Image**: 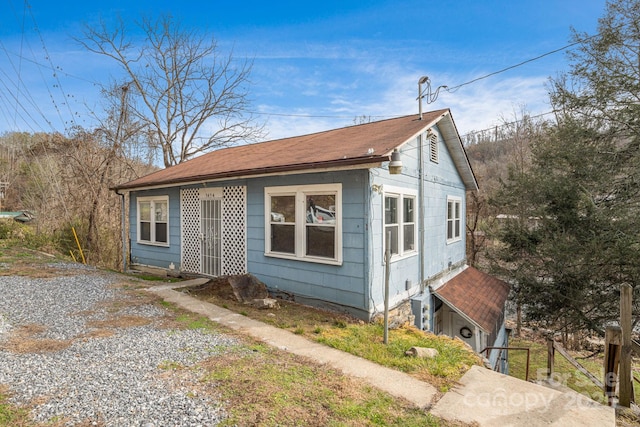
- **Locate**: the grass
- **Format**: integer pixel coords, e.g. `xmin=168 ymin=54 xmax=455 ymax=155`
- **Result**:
xmin=163 ymin=302 xmax=469 ymax=426
xmin=508 ymin=337 xmax=640 ymax=405
xmin=185 ymin=280 xmax=481 ymax=392
xmin=135 ymin=287 xmax=475 ymax=425
xmin=200 ymin=344 xmax=452 ymax=427
xmin=316 ymin=323 xmax=479 ymax=388
xmin=0 ymin=386 xmax=29 ymax=427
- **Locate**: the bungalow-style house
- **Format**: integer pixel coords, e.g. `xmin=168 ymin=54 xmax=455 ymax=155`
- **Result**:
xmin=113 ymin=108 xmax=510 ymax=366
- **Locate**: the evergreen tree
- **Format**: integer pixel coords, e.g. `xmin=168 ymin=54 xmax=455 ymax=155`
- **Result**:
xmin=493 ymin=0 xmax=640 ymax=337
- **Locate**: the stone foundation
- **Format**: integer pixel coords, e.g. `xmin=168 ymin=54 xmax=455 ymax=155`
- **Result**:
xmin=373 ymin=300 xmax=415 ymax=329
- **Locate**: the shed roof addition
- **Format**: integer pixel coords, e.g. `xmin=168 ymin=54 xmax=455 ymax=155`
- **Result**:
xmin=432 ymin=266 xmax=510 ymax=333
xmin=114 ymin=109 xmax=477 ymax=191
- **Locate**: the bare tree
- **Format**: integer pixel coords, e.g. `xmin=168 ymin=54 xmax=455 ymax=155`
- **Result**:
xmin=78 ymin=15 xmax=263 ymax=167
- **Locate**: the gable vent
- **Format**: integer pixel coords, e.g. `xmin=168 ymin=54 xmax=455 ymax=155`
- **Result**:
xmin=429 ymin=133 xmax=438 ymax=163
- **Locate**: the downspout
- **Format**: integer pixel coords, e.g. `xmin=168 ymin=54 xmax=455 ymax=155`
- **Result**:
xmin=115 ymin=188 xmax=127 ymax=273
xmin=365 ymin=170 xmax=373 ymax=320
xmin=418 ymin=133 xmax=425 ymax=293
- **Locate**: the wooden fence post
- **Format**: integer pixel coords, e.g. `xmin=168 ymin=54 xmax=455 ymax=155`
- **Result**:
xmin=620 ymin=283 xmax=633 ymax=407
xmin=604 ymin=326 xmax=621 ymax=406
xmin=547 ymin=336 xmax=555 ymax=380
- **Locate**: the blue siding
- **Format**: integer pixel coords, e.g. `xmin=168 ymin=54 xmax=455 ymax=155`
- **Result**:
xmin=246 ymin=170 xmax=369 ymax=316
xmin=367 ymin=124 xmax=468 ymax=312
xmin=129 ymin=187 xmax=181 ymax=269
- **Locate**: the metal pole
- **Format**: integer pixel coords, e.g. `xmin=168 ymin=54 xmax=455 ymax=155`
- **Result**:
xmin=418 ymin=80 xmax=423 ymax=120
xmin=119 ymin=191 xmax=127 ymax=272
xmin=384 ymin=231 xmax=391 ymax=344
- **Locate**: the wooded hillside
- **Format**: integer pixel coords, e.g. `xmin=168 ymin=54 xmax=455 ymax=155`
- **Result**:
xmin=0 ymin=130 xmax=156 ymax=267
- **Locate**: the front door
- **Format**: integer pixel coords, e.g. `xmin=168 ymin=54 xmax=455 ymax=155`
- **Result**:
xmin=201 ymin=199 xmax=222 ymax=276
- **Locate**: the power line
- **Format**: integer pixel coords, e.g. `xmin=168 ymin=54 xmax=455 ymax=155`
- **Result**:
xmin=446 ymin=41 xmax=583 ymax=93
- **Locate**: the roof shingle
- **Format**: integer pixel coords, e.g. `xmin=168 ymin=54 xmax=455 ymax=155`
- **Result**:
xmin=115 ymin=110 xmax=449 ymax=190
xmin=433 ymin=267 xmax=510 ymax=333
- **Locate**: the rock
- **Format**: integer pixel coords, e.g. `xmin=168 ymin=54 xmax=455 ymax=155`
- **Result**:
xmin=227 ymin=274 xmax=269 ymax=303
xmin=250 ymin=298 xmax=280 ymax=309
xmin=482 ymin=357 xmax=492 ymax=369
xmin=405 ymin=346 xmax=439 ymax=358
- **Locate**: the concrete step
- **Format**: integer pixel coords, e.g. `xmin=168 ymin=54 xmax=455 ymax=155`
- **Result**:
xmin=430 ymin=365 xmax=615 ymax=426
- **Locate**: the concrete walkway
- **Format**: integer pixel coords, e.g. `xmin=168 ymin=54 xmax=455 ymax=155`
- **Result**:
xmin=147 ymin=280 xmax=438 ymax=408
xmin=147 ymin=280 xmax=615 ymax=426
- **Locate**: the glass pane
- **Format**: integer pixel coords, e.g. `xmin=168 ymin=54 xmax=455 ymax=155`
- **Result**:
xmin=385 ymin=197 xmax=397 ymax=224
xmin=404 ymin=224 xmax=415 ymax=251
xmin=155 ymin=222 xmax=167 ymax=243
xmin=455 ymin=219 xmax=461 ymax=238
xmin=403 ymin=197 xmax=414 ymax=223
xmin=385 ymin=225 xmax=398 ymax=255
xmin=271 ymin=224 xmax=295 ymax=254
xmin=306 ymin=225 xmax=335 ymax=258
xmin=447 ymin=201 xmax=453 ymax=220
xmin=454 ymin=201 xmax=460 ymax=220
xmin=140 ymin=221 xmax=151 ymax=241
xmin=271 ymin=196 xmax=295 ymax=223
xmin=139 ymin=202 xmax=151 ymax=221
xmin=155 ymin=201 xmax=168 ymax=222
xmin=306 ymin=194 xmax=336 ymax=224
xmin=447 ymin=220 xmax=453 ymax=240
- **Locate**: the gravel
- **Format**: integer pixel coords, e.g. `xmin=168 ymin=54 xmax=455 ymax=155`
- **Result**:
xmin=0 ymin=267 xmax=238 ymax=426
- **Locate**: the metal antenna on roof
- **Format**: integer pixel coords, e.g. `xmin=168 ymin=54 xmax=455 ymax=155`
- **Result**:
xmin=417 ymin=76 xmax=448 ymax=120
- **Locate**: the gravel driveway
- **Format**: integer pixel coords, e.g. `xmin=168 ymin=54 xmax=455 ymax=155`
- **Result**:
xmin=0 ymin=263 xmax=237 ymax=426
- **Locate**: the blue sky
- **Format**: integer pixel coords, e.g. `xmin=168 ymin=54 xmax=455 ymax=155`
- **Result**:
xmin=0 ymin=0 xmax=606 ymax=141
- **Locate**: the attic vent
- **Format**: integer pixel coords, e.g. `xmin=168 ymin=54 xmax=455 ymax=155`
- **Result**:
xmin=429 ymin=133 xmax=438 ymax=163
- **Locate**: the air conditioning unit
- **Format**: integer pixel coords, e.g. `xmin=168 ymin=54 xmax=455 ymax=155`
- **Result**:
xmin=411 ymin=292 xmax=431 ymax=331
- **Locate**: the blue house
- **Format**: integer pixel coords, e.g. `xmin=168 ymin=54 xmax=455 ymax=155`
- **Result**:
xmin=113 ymin=108 xmax=509 ymax=364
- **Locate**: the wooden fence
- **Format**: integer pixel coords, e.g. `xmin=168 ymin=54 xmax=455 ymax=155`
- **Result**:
xmin=546 ymin=283 xmax=635 ymax=407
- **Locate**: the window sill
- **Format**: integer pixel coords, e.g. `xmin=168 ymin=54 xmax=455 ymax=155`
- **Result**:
xmin=265 ymin=252 xmax=342 ymax=266
xmin=137 ymin=240 xmax=171 ymax=248
xmin=446 ymin=238 xmax=462 ymax=245
xmin=386 ymin=251 xmax=418 ymax=264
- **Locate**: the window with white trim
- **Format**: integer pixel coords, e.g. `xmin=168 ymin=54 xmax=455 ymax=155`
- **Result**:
xmin=265 ymin=184 xmax=342 ymax=264
xmin=447 ymin=197 xmax=462 ymax=243
xmin=383 ymin=187 xmax=417 ymax=258
xmin=137 ymin=196 xmax=169 ymax=246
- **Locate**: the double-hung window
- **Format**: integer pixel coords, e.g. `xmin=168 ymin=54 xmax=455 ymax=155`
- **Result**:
xmin=265 ymin=184 xmax=342 ymax=265
xmin=383 ymin=186 xmax=417 ymax=258
xmin=137 ymin=196 xmax=169 ymax=245
xmin=447 ymin=196 xmax=462 ymax=243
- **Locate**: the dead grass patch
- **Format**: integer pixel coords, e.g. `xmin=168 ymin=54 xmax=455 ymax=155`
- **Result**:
xmin=0 ymin=263 xmax=61 ymax=278
xmin=86 ymin=315 xmax=152 ymax=329
xmin=1 ymin=323 xmax=73 ymax=354
xmin=2 ymin=336 xmax=72 ymax=354
xmin=80 ymin=328 xmax=115 ymax=339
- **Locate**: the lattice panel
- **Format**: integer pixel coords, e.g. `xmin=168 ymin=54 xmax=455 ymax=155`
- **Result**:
xmin=222 ymin=186 xmax=247 ymax=275
xmin=180 ymin=188 xmax=201 ymax=273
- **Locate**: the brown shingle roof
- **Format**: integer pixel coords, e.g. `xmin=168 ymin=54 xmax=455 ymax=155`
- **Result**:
xmin=433 ymin=267 xmax=510 ymax=333
xmin=114 ymin=110 xmax=451 ymax=190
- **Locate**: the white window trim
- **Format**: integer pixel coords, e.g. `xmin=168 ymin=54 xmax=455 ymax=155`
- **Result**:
xmin=264 ymin=183 xmax=342 ymax=265
xmin=137 ymin=195 xmax=170 ymax=247
xmin=383 ymin=185 xmax=418 ymax=261
xmin=446 ymin=196 xmax=462 ymax=244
